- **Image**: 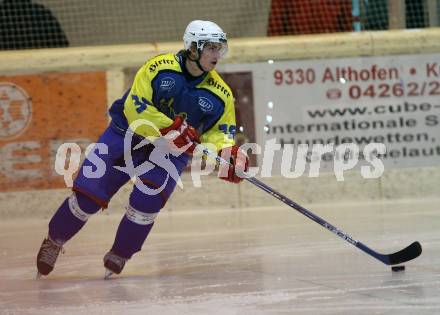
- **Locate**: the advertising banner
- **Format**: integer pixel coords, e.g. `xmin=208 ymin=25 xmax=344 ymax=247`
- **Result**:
xmin=221 ymin=54 xmax=440 ymax=175
xmin=0 ymin=72 xmax=107 ymax=191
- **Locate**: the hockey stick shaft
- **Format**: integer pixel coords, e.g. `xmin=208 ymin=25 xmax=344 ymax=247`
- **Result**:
xmin=204 ymin=148 xmax=422 ymax=265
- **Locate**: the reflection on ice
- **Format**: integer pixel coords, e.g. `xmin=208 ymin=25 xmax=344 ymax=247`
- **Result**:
xmin=0 ymin=199 xmax=439 ymax=314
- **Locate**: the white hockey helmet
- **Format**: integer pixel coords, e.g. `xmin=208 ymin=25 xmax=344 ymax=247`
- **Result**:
xmin=183 ymin=20 xmax=228 ymax=57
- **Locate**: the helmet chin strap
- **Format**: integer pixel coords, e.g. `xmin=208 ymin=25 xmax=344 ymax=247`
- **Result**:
xmin=187 ymin=49 xmax=206 ymax=73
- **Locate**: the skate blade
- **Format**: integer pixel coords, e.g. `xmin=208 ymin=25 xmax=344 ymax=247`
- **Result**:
xmin=104 ymin=269 xmax=113 ymax=280
xmin=36 ymin=272 xmax=43 ymax=280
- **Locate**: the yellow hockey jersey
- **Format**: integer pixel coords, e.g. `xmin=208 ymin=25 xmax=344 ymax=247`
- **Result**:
xmin=109 ymin=52 xmax=236 ymax=152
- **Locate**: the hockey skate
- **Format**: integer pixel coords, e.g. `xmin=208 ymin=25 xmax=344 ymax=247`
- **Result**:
xmin=36 ymin=237 xmax=64 ymax=278
xmin=103 ymin=251 xmax=127 ymax=279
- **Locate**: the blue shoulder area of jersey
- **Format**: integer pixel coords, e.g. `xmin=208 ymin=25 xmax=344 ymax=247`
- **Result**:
xmin=109 ymin=88 xmax=130 ymax=134
xmin=152 ymin=70 xmax=226 ymax=132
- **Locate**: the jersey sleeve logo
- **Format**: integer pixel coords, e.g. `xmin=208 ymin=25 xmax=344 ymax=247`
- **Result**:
xmin=160 ymin=77 xmax=176 ymax=91
xmin=198 ymin=97 xmax=214 ymax=112
xmin=207 ymin=77 xmax=231 ymax=98
xmin=148 ymin=57 xmax=176 ymax=73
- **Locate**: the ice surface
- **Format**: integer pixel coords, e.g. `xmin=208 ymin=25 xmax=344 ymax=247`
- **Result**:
xmin=1 ymin=198 xmax=439 ymax=314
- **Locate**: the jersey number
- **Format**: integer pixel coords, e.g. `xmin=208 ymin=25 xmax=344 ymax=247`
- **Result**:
xmin=132 ymin=95 xmax=152 ymax=113
xmin=219 ymin=124 xmax=236 ymax=138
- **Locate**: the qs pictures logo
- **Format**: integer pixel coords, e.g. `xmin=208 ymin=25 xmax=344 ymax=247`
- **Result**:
xmin=0 ymin=83 xmax=32 ymax=139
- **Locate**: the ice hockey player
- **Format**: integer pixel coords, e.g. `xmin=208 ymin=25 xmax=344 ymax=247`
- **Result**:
xmin=36 ymin=20 xmax=249 ymax=278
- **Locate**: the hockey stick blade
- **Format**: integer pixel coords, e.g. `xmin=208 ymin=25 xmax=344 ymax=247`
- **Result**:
xmin=357 ymin=241 xmax=422 ymax=265
xmin=387 ymin=241 xmax=423 ymax=265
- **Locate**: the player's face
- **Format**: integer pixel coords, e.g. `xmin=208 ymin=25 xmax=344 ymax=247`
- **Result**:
xmin=199 ymin=42 xmax=226 ymax=71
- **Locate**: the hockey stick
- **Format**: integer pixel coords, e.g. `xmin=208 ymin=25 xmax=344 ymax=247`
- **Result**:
xmin=204 ymin=148 xmax=422 ymax=266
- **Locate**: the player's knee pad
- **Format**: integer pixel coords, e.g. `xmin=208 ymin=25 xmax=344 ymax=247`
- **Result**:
xmin=124 ymin=204 xmax=159 ymax=226
xmin=68 ymin=192 xmax=100 ymax=222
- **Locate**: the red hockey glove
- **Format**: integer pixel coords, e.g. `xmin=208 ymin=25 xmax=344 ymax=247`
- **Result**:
xmin=160 ymin=116 xmax=200 ymax=155
xmin=218 ymin=145 xmax=249 ymax=183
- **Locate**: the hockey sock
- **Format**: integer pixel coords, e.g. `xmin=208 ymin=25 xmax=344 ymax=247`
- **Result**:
xmin=110 ymin=215 xmax=155 ymax=259
xmin=110 ymin=184 xmax=163 ymax=259
xmin=48 ymin=192 xmax=101 ymax=244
